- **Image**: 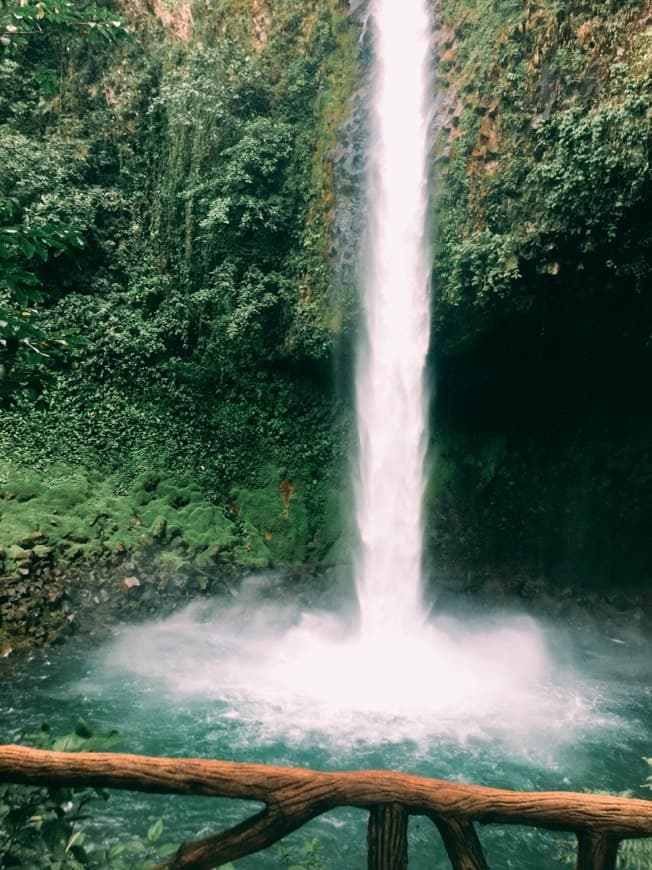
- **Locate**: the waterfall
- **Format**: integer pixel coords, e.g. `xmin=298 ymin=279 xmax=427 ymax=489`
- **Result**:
xmin=355 ymin=0 xmax=433 ymax=639
xmin=92 ymin=0 xmax=555 ymax=737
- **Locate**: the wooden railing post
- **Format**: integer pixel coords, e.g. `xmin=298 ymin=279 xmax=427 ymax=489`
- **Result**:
xmin=432 ymin=816 xmax=490 ymax=870
xmin=367 ymin=803 xmax=408 ymax=870
xmin=576 ymin=831 xmax=620 ymax=870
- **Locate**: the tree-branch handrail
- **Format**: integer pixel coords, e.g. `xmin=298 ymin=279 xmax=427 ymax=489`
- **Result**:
xmin=0 ymin=744 xmax=650 ymax=869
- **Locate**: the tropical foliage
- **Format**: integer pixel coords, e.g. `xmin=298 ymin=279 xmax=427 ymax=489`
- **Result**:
xmin=0 ymin=721 xmax=178 ymax=869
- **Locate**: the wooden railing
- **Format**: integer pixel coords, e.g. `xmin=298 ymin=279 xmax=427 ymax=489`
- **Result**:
xmin=1 ymin=745 xmax=651 ymax=869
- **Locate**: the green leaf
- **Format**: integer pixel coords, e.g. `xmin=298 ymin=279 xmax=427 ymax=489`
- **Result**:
xmin=108 ymin=843 xmax=127 ymax=858
xmin=157 ymin=842 xmax=180 ymax=858
xmin=124 ymin=839 xmax=147 ymax=853
xmin=147 ymin=819 xmax=164 ymax=843
xmin=16 ymin=235 xmax=37 ymax=258
xmin=65 ymin=828 xmax=85 ymax=852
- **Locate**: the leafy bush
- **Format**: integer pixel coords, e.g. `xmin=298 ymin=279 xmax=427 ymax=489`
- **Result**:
xmin=0 ymin=720 xmax=178 ymax=869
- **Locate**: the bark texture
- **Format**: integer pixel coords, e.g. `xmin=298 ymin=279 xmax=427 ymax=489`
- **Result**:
xmin=432 ymin=815 xmax=490 ymax=870
xmin=576 ymin=831 xmax=620 ymax=870
xmin=367 ymin=803 xmax=408 ymax=870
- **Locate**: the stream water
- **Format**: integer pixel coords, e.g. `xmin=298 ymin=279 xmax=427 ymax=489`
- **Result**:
xmin=2 ymin=591 xmax=651 ymax=868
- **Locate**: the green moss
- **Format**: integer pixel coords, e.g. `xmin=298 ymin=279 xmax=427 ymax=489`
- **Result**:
xmin=0 ymin=460 xmax=348 ymax=577
xmin=1 ymin=470 xmax=41 ymax=503
xmin=231 ymin=466 xmax=310 ymax=565
xmin=229 ymin=519 xmax=271 ymax=570
xmin=304 ymin=475 xmax=352 ymax=566
xmin=0 ymin=461 xmax=242 ymax=574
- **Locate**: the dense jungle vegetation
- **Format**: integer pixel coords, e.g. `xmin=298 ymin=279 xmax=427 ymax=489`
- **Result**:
xmin=429 ymin=0 xmax=652 ymax=591
xmin=0 ymin=0 xmax=651 ymax=650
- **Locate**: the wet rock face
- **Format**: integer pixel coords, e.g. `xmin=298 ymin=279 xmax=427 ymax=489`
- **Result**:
xmin=0 ymin=547 xmax=241 ymax=655
xmin=0 ymin=546 xmax=70 ymax=653
xmin=425 ymin=0 xmax=652 ymax=591
xmin=425 ymin=566 xmax=652 ymax=657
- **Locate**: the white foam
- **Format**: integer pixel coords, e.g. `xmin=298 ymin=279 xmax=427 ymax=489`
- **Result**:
xmin=98 ymin=599 xmax=620 ymax=757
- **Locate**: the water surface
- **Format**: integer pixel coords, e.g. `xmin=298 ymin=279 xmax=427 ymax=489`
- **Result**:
xmin=2 ymin=594 xmax=650 ymax=868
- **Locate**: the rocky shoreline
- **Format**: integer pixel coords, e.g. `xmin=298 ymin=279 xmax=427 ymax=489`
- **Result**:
xmin=2 ymin=544 xmax=650 ymax=665
xmin=0 ymin=548 xmax=240 ymax=657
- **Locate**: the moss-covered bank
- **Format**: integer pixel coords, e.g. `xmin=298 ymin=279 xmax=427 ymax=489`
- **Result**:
xmin=0 ymin=458 xmax=354 ymax=650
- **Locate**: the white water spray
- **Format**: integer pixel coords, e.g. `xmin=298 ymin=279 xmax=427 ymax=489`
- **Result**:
xmin=355 ymin=0 xmax=433 ymax=637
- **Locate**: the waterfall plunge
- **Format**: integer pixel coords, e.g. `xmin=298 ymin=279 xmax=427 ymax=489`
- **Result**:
xmin=98 ymin=0 xmax=572 ymax=747
xmin=355 ymin=0 xmax=433 ymax=638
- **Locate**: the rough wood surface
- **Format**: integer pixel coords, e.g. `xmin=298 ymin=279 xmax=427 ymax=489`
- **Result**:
xmin=1 ymin=745 xmax=651 ymax=837
xmin=160 ymin=807 xmax=315 ymax=870
xmin=431 ymin=815 xmax=489 ymax=870
xmin=576 ymin=831 xmax=620 ymax=870
xmin=367 ymin=803 xmax=408 ymax=870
